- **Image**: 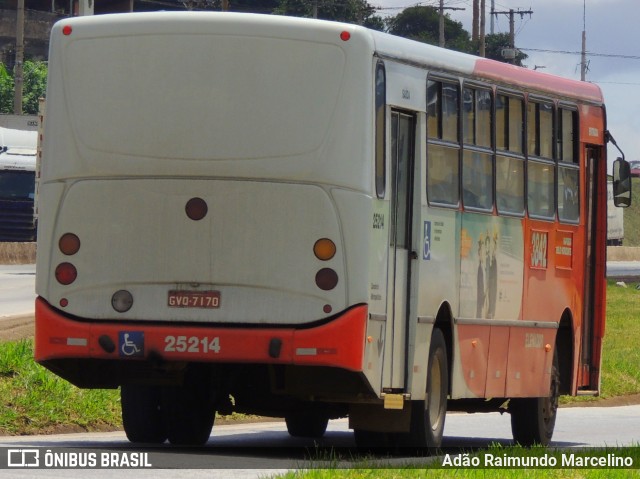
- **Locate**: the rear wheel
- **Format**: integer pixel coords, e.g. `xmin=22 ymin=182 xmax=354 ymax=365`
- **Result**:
xmin=163 ymin=367 xmax=216 ymax=446
xmin=285 ymin=408 xmax=329 ymax=438
xmin=510 ymin=348 xmax=560 ymax=446
xmin=397 ymin=328 xmax=448 ymax=450
xmin=121 ymin=385 xmax=167 ymax=444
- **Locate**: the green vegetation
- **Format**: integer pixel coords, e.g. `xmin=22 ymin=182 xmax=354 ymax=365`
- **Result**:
xmin=274 ymin=445 xmax=640 ymax=478
xmin=0 ymin=340 xmax=120 ymax=435
xmin=623 ymin=177 xmax=640 ymax=246
xmin=0 ymin=60 xmax=48 ymax=115
xmin=0 ymin=283 xmax=638 ymax=435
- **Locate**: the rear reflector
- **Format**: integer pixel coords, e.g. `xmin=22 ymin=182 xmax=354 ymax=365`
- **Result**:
xmin=59 ymin=233 xmax=80 ymax=255
xmin=315 ymin=268 xmax=338 ymax=291
xmin=185 ymin=197 xmax=208 ymax=221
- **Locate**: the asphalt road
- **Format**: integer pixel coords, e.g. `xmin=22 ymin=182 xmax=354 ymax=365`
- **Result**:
xmin=0 ymin=404 xmax=638 ymax=476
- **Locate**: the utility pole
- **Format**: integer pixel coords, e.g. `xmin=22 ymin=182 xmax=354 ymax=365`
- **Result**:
xmin=312 ymin=0 xmax=318 ymax=19
xmin=439 ymin=0 xmax=465 ymax=48
xmin=222 ymin=0 xmax=229 ymax=11
xmin=580 ymin=0 xmax=587 ymax=80
xmin=490 ymin=0 xmax=495 ymax=34
xmin=492 ymin=8 xmax=533 ymax=64
xmin=13 ymin=0 xmax=24 ymax=115
xmin=479 ymin=0 xmax=486 ymax=57
xmin=472 ymin=0 xmax=479 ymax=43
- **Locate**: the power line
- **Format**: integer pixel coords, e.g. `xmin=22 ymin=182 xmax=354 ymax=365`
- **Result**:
xmin=520 ymin=48 xmax=640 ymax=60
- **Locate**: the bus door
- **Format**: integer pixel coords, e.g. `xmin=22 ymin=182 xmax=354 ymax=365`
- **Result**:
xmin=385 ymin=110 xmax=416 ymax=390
xmin=581 ymin=145 xmax=602 ymax=391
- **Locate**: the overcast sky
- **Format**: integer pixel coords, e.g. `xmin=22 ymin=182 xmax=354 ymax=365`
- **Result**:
xmin=373 ymin=0 xmax=640 ymax=165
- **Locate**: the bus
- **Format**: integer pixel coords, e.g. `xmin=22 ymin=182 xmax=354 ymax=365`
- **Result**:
xmin=0 ymin=126 xmax=37 ymax=242
xmin=35 ymin=12 xmax=631 ymax=449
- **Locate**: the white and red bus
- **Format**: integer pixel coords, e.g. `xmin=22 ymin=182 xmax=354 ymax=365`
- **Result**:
xmin=35 ymin=12 xmax=631 ymax=448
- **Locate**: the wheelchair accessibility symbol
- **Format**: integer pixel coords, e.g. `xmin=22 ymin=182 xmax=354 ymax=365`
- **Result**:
xmin=119 ymin=331 xmax=144 ymax=357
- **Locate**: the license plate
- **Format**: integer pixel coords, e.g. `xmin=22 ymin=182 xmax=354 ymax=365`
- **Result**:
xmin=168 ymin=290 xmax=220 ymax=309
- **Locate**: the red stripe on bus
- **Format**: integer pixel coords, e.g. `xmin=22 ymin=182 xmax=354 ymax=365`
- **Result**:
xmin=34 ymin=298 xmax=367 ymax=372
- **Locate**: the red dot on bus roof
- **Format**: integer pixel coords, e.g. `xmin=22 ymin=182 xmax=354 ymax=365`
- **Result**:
xmin=62 ymin=25 xmax=72 ymax=36
xmin=340 ymin=31 xmax=351 ymax=42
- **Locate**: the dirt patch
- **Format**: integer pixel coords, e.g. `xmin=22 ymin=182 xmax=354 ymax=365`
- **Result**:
xmin=607 ymin=246 xmax=640 ymax=261
xmin=0 ymin=243 xmax=36 ymax=265
xmin=0 ymin=314 xmax=34 ymax=342
xmin=561 ymin=393 xmax=640 ymax=408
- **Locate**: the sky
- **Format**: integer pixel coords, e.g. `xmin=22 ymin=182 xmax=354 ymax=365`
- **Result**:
xmin=373 ymin=0 xmax=640 ymax=166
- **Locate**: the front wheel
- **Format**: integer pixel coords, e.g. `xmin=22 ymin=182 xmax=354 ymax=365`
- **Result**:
xmin=397 ymin=328 xmax=448 ymax=450
xmin=510 ymin=348 xmax=560 ymax=446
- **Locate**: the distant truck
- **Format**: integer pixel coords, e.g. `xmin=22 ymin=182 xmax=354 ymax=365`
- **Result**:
xmin=0 ymin=126 xmax=38 ymax=242
xmin=607 ymin=180 xmax=624 ymax=246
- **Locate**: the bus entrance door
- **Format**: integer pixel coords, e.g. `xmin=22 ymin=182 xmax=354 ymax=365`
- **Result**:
xmin=385 ymin=111 xmax=416 ymax=391
xmin=581 ymin=146 xmax=604 ymax=391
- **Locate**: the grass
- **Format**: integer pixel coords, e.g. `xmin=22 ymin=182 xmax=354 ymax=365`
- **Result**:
xmin=0 ymin=340 xmax=121 ymax=435
xmin=273 ymin=445 xmax=640 ymax=478
xmin=623 ymin=177 xmax=640 ymax=247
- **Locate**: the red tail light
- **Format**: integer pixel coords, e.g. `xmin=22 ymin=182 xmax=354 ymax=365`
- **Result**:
xmin=55 ymin=263 xmax=77 ymax=285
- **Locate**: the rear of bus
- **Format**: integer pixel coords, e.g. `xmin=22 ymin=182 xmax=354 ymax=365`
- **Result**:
xmin=35 ymin=13 xmax=377 ymax=442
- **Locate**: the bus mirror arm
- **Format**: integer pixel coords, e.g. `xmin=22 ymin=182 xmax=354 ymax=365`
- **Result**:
xmin=605 ymin=130 xmax=625 ymax=163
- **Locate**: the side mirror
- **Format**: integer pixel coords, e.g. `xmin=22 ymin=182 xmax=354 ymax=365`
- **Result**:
xmin=612 ymin=158 xmax=632 ymax=207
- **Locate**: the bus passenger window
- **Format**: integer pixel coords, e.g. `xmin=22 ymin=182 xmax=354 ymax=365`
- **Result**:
xmin=463 ymin=150 xmax=492 ymax=210
xmin=375 ymin=62 xmax=386 ymax=198
xmin=528 ymin=160 xmax=555 ymax=218
xmin=558 ymin=166 xmax=579 ymax=222
xmin=496 ymin=156 xmax=524 ymax=215
xmin=560 ymin=109 xmax=578 ymax=163
xmin=428 ymin=144 xmax=459 ymax=205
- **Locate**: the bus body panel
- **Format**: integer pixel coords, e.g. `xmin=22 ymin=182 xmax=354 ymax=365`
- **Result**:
xmin=36 ymin=12 xmax=615 ymax=440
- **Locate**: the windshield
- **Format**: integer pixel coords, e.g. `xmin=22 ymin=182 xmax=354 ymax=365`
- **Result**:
xmin=0 ymin=171 xmax=35 ymax=199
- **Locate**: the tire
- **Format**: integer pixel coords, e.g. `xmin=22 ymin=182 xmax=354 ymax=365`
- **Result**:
xmin=162 ymin=368 xmax=216 ymax=446
xmin=121 ymin=385 xmax=167 ymax=444
xmin=285 ymin=409 xmax=329 ymax=438
xmin=510 ymin=348 xmax=560 ymax=446
xmin=398 ymin=328 xmax=449 ymax=450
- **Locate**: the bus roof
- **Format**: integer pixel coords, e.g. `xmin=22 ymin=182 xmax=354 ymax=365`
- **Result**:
xmin=367 ymin=28 xmax=603 ymax=104
xmin=52 ymin=12 xmax=603 ymax=105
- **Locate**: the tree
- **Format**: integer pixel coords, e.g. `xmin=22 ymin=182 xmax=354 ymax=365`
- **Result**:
xmin=0 ymin=64 xmax=14 ymax=114
xmin=182 ymin=0 xmax=279 ymax=11
xmin=484 ymin=33 xmax=528 ymax=66
xmin=275 ymin=0 xmax=379 ymax=25
xmin=0 ymin=60 xmax=48 ymax=115
xmin=386 ymin=6 xmax=473 ymax=54
xmin=22 ymin=61 xmax=48 ymax=115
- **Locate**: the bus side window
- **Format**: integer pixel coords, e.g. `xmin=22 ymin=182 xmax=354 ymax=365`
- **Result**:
xmin=496 ymin=155 xmax=524 ymax=215
xmin=428 ymin=144 xmax=459 ymax=205
xmin=375 ymin=61 xmax=386 ymax=199
xmin=427 ymin=78 xmax=460 ymax=206
xmin=558 ymin=108 xmax=579 ymax=222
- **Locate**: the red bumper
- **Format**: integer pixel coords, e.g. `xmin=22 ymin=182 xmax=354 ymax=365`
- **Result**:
xmin=34 ymin=297 xmax=367 ymax=372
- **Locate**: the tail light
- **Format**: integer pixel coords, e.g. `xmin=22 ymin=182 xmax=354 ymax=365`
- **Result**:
xmin=56 ymin=233 xmax=79 ymax=285
xmin=55 ymin=262 xmax=77 ymax=285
